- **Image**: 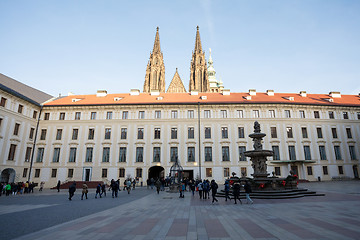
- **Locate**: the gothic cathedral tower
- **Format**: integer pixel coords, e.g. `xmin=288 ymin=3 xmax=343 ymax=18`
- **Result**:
xmin=189 ymin=26 xmax=209 ymax=92
xmin=143 ymin=27 xmax=166 ymax=93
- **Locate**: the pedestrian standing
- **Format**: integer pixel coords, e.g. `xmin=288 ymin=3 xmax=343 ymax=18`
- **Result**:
xmin=5 ymin=183 xmax=11 ymax=196
xmin=197 ymin=181 xmax=203 ymax=199
xmin=179 ymin=182 xmax=185 ymax=198
xmin=190 ymin=180 xmax=195 ymax=196
xmin=68 ymin=182 xmax=76 ymax=201
xmin=95 ymin=183 xmax=102 ymax=198
xmin=57 ymin=180 xmax=61 ymax=192
xmin=81 ymin=183 xmax=88 ymax=200
xmin=101 ymin=183 xmax=107 ymax=197
xmin=210 ymin=180 xmax=219 ymax=203
xmin=111 ymin=179 xmax=118 ymax=198
xmin=126 ymin=179 xmax=131 ymax=194
xmin=155 ymin=179 xmax=161 ymax=194
xmin=244 ymin=181 xmax=254 ymax=204
xmin=232 ymin=182 xmax=242 ymax=204
xmin=224 ymin=180 xmax=231 ymax=201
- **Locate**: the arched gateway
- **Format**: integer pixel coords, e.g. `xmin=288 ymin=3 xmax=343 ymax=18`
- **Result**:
xmin=0 ymin=168 xmax=16 ymax=183
xmin=148 ymin=166 xmax=165 ymax=180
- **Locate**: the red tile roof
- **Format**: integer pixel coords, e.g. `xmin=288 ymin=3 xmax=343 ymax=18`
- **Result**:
xmin=43 ymin=92 xmax=360 ymax=107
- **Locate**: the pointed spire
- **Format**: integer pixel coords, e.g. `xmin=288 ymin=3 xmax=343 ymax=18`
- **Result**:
xmin=194 ymin=26 xmax=202 ymax=53
xmin=167 ymin=68 xmax=187 ymax=93
xmin=153 ymin=26 xmax=161 ymax=53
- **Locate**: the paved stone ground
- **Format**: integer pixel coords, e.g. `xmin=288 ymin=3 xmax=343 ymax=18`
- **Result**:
xmin=1 ymin=181 xmax=359 ymax=240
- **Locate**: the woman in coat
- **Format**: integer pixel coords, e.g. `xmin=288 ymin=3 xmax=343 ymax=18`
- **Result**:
xmin=81 ymin=183 xmax=88 ymax=200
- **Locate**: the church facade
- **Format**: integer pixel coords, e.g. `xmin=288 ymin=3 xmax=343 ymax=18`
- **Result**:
xmin=0 ymin=27 xmax=359 ymax=187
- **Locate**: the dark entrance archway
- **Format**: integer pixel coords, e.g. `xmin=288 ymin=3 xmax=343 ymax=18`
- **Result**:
xmin=148 ymin=166 xmax=165 ymax=180
xmin=0 ymin=168 xmax=16 ymax=183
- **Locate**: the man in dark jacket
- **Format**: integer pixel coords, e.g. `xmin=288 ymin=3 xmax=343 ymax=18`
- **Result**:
xmin=68 ymin=182 xmax=76 ymax=201
xmin=232 ymin=182 xmax=242 ymax=204
xmin=210 ymin=180 xmax=219 ymax=203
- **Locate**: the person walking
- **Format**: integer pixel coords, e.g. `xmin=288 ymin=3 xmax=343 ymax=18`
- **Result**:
xmin=68 ymin=181 xmax=76 ymax=201
xmin=5 ymin=183 xmax=11 ymax=196
xmin=56 ymin=180 xmax=61 ymax=192
xmin=110 ymin=179 xmax=118 ymax=198
xmin=101 ymin=183 xmax=107 ymax=197
xmin=244 ymin=181 xmax=254 ymax=204
xmin=190 ymin=180 xmax=195 ymax=196
xmin=232 ymin=182 xmax=242 ymax=204
xmin=179 ymin=182 xmax=185 ymax=198
xmin=224 ymin=180 xmax=231 ymax=202
xmin=155 ymin=179 xmax=161 ymax=194
xmin=95 ymin=183 xmax=102 ymax=198
xmin=126 ymin=179 xmax=131 ymax=194
xmin=81 ymin=183 xmax=88 ymax=200
xmin=210 ymin=180 xmax=219 ymax=203
xmin=197 ymin=181 xmax=203 ymax=199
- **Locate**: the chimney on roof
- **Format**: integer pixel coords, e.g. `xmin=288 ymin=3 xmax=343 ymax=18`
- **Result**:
xmin=249 ymin=89 xmax=256 ymax=96
xmin=96 ymin=90 xmax=107 ymax=97
xmin=329 ymin=91 xmax=341 ymax=98
xmin=150 ymin=90 xmax=160 ymax=96
xmin=130 ymin=89 xmax=140 ymax=96
xmin=222 ymin=89 xmax=230 ymax=95
xmin=244 ymin=96 xmax=252 ymax=100
xmin=190 ymin=91 xmax=198 ymax=95
xmin=68 ymin=92 xmax=75 ymax=96
xmin=300 ymin=91 xmax=307 ymax=97
xmin=266 ymin=90 xmax=274 ymax=96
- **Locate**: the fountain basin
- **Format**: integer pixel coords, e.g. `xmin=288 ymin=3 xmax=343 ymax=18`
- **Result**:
xmin=244 ymin=150 xmax=273 ymax=157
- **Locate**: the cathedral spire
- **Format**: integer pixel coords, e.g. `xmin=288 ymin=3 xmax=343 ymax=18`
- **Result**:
xmin=194 ymin=26 xmax=202 ymax=53
xmin=153 ymin=26 xmax=161 ymax=53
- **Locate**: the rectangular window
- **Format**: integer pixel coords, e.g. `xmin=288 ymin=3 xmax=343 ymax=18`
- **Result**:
xmin=138 ymin=111 xmax=145 ymax=119
xmin=85 ymin=147 xmax=93 ymax=162
xmin=106 ymin=111 xmax=112 ymax=120
xmin=105 ymin=128 xmax=111 ymax=139
xmin=272 ymin=146 xmax=280 ymax=160
xmin=119 ymin=168 xmax=125 ymax=178
xmin=317 ymin=127 xmax=323 ymax=138
xmin=171 ymin=128 xmax=177 ymax=139
xmin=204 ymin=110 xmax=211 ymax=118
xmin=136 ymin=147 xmax=143 ymax=162
xmin=301 ymin=127 xmax=308 ymax=138
xmin=275 ymin=167 xmax=281 ymax=176
xmin=25 ymin=147 xmax=32 ymax=162
xmin=69 ymin=147 xmax=77 ymax=162
xmin=307 ymin=166 xmax=313 ymax=175
xmin=36 ymin=147 xmax=44 ymax=162
xmin=52 ymin=148 xmax=60 ymax=162
xmin=269 ymin=110 xmax=275 ymax=118
xmin=314 ymin=111 xmax=320 ymax=119
xmin=238 ymin=127 xmax=245 ymax=138
xmin=88 ymin=128 xmax=94 ymax=140
xmin=300 ymin=110 xmax=305 ymax=118
xmin=59 ymin=112 xmax=65 ymax=120
xmin=119 ymin=147 xmax=127 ymax=162
xmin=303 ymin=146 xmax=311 ymax=160
xmin=72 ymin=129 xmax=78 ymax=140
xmin=0 ymin=97 xmax=7 ymax=107
xmin=319 ymin=146 xmax=327 ymax=160
xmin=220 ymin=110 xmax=227 ymax=118
xmin=239 ymin=146 xmax=246 ymax=161
xmin=205 ymin=127 xmax=211 ymax=139
xmin=349 ymin=146 xmax=357 ymax=160
xmin=121 ymin=128 xmax=127 ymax=139
xmin=40 ymin=129 xmax=47 ymax=140
xmin=343 ymin=112 xmax=349 ymax=119
xmin=13 ymin=123 xmax=20 ymax=135
xmin=346 ymin=128 xmax=352 ymax=139
xmin=329 ymin=111 xmax=334 ymax=119
xmin=102 ymin=147 xmax=110 ymax=162
xmin=136 ymin=168 xmax=142 ymax=178
xmin=288 ymin=146 xmax=296 ymax=160
xmin=222 ymin=146 xmax=230 ymax=161
xmin=285 ymin=110 xmax=291 ymax=118
xmin=34 ymin=169 xmax=40 ymax=178
xmin=56 ymin=129 xmax=62 ymax=140
xmin=221 ymin=127 xmax=228 ymax=138
xmin=338 ymin=166 xmax=344 ymax=175
xmin=188 ymin=147 xmax=195 ymax=162
xmin=44 ymin=112 xmax=50 ymax=120
xmin=155 ymin=110 xmax=161 ymax=119
xmin=206 ymin=168 xmax=212 ymax=178
xmin=205 ymin=147 xmax=212 ymax=161
xmin=224 ymin=168 xmax=230 ymax=178
xmin=8 ymin=144 xmax=17 ymax=160
xmin=68 ymin=169 xmax=74 ymax=178
xmin=357 ymin=112 xmax=360 ymax=120
xmin=29 ymin=127 xmax=35 ymax=139
xmin=334 ymin=146 xmax=342 ymax=160
xmin=153 ymin=147 xmax=161 ymax=162
xmin=253 ymin=110 xmax=260 ymax=118
xmin=90 ymin=112 xmax=96 ymax=120
xmin=331 ymin=128 xmax=338 ymax=138
xmin=188 ymin=127 xmax=194 ymax=139
xmin=237 ymin=110 xmax=244 ymax=118
xmin=154 ymin=128 xmax=161 ymax=139
xmin=241 ymin=167 xmax=247 ymax=177
xmin=51 ymin=169 xmax=57 ymax=178
xmin=271 ymin=127 xmax=277 ymax=138
xmin=102 ymin=169 xmax=108 ymax=178
xmin=170 ymin=147 xmax=178 ymax=162
xmin=122 ymin=111 xmax=128 ymax=119
xmin=188 ymin=110 xmax=194 ymax=119
xmin=23 ymin=168 xmax=28 ymax=178
xmin=18 ymin=104 xmax=23 ymax=113
xmin=323 ymin=166 xmax=328 ymax=175
xmin=286 ymin=127 xmax=293 ymax=138
xmin=171 ymin=110 xmax=178 ymax=119
xmin=137 ymin=128 xmax=144 ymax=139
xmin=75 ymin=112 xmax=81 ymax=120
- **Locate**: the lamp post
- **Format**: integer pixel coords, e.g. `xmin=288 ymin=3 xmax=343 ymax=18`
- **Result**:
xmin=197 ymin=102 xmax=201 ymax=180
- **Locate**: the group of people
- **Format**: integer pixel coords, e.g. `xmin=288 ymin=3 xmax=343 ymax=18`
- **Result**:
xmin=0 ymin=181 xmax=37 ymax=196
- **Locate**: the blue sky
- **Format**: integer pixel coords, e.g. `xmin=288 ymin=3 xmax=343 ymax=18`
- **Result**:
xmin=1 ymin=0 xmax=359 ymax=97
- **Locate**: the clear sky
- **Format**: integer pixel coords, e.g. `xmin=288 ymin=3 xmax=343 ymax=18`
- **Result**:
xmin=1 ymin=0 xmax=359 ymax=97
